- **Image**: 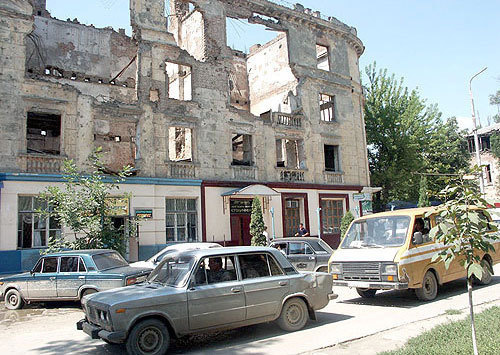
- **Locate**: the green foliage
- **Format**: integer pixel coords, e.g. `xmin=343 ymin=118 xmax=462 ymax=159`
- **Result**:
xmin=490 ymin=90 xmax=500 ymax=123
xmin=426 ymin=167 xmax=498 ymax=280
xmin=491 ymin=132 xmax=500 ymax=159
xmin=340 ymin=210 xmax=355 ymax=238
xmin=364 ymin=63 xmax=469 ymax=210
xmin=381 ymin=306 xmax=500 ymax=355
xmin=39 ymin=147 xmax=137 ymax=255
xmin=418 ymin=176 xmax=430 ymax=207
xmin=250 ymin=197 xmax=266 ymax=246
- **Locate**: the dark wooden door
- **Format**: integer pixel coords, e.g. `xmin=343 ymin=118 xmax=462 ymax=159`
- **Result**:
xmin=284 ymin=199 xmax=300 ymax=237
xmin=230 ymin=215 xmax=252 ymax=246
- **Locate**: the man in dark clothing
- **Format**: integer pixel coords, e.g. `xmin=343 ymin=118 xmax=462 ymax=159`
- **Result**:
xmin=295 ymin=223 xmax=310 ymax=237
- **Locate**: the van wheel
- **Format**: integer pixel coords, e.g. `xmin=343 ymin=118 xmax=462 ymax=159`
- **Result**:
xmin=126 ymin=319 xmax=170 ymax=355
xmin=416 ymin=271 xmax=438 ymax=301
xmin=277 ymin=298 xmax=308 ymax=332
xmin=356 ymin=288 xmax=377 ymax=298
xmin=5 ymin=289 xmax=24 ymax=310
xmin=474 ymin=259 xmax=493 ymax=285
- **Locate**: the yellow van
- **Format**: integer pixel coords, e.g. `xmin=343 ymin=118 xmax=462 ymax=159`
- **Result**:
xmin=328 ymin=207 xmax=500 ymax=301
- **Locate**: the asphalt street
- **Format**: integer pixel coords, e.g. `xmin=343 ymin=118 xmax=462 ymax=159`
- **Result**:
xmin=0 ymin=264 xmax=499 ymax=355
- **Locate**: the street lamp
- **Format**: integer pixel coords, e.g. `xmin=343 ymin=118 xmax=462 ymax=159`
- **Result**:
xmin=469 ymin=67 xmax=487 ymax=194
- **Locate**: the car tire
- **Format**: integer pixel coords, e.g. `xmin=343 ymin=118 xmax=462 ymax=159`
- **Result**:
xmin=5 ymin=289 xmax=24 ymax=310
xmin=474 ymin=259 xmax=493 ymax=286
xmin=356 ymin=288 xmax=377 ymax=298
xmin=126 ymin=319 xmax=170 ymax=355
xmin=415 ymin=270 xmax=438 ymax=301
xmin=276 ymin=297 xmax=308 ymax=332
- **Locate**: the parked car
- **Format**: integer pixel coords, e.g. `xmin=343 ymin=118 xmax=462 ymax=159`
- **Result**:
xmin=0 ymin=249 xmax=151 ymax=310
xmin=130 ymin=242 xmax=221 ymax=269
xmin=78 ymin=246 xmax=336 ymax=354
xmin=270 ymin=237 xmax=333 ymax=272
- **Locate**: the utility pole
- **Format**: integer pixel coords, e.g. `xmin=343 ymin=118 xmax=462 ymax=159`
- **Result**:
xmin=469 ymin=67 xmax=487 ymax=193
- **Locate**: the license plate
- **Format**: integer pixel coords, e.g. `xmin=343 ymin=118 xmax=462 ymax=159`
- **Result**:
xmin=355 ymin=282 xmax=370 ymax=288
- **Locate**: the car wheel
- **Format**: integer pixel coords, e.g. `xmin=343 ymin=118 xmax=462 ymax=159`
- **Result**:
xmin=5 ymin=289 xmax=24 ymax=310
xmin=474 ymin=259 xmax=493 ymax=285
xmin=126 ymin=319 xmax=170 ymax=355
xmin=415 ymin=270 xmax=438 ymax=301
xmin=276 ymin=297 xmax=308 ymax=332
xmin=356 ymin=288 xmax=377 ymax=298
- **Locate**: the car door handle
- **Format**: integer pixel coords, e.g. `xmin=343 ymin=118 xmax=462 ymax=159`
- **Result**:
xmin=279 ymin=281 xmax=288 ymax=286
xmin=231 ymin=287 xmax=242 ymax=293
xmin=50 ymin=277 xmax=56 ymax=281
xmin=309 ymin=256 xmax=315 ymax=260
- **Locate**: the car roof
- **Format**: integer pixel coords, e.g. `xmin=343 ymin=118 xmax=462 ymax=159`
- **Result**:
xmin=271 ymin=237 xmax=323 ymax=243
xmin=44 ymin=249 xmax=116 ymax=257
xmin=180 ymin=246 xmax=278 ymax=257
xmin=354 ymin=207 xmax=436 ymax=221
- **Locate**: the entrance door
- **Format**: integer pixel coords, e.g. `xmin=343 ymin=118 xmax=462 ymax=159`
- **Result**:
xmin=284 ymin=199 xmax=300 ymax=237
xmin=230 ymin=215 xmax=251 ymax=246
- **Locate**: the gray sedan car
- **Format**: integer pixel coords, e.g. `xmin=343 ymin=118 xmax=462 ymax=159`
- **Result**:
xmin=78 ymin=246 xmax=335 ymax=354
xmin=0 ymin=249 xmax=151 ymax=309
xmin=270 ymin=237 xmax=334 ymax=272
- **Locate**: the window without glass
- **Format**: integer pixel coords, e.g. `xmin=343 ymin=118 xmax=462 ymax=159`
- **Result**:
xmin=27 ymin=112 xmax=61 ymax=155
xmin=480 ymin=136 xmax=490 ymax=151
xmin=276 ymin=138 xmax=305 ymax=169
xmin=467 ymin=137 xmax=475 ymax=153
xmin=165 ymin=61 xmax=192 ymax=100
xmin=316 ymin=44 xmax=329 ymax=71
xmin=485 ymin=164 xmax=492 ymax=184
xmin=168 ymin=127 xmax=192 ymax=162
xmin=324 ymin=144 xmax=340 ymax=171
xmin=319 ymin=93 xmax=335 ymax=122
xmin=232 ymin=134 xmax=253 ymax=166
xmin=18 ymin=196 xmax=61 ymax=248
xmin=166 ymin=198 xmax=197 ymax=242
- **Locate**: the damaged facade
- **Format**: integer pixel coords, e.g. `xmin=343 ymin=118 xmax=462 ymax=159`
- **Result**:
xmin=0 ymin=0 xmax=370 ymax=272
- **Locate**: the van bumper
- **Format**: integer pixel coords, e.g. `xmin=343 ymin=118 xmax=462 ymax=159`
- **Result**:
xmin=333 ymin=280 xmax=408 ymax=290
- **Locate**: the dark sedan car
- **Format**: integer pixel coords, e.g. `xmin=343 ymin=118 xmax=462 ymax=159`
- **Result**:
xmin=0 ymin=249 xmax=151 ymax=309
xmin=270 ymin=237 xmax=333 ymax=272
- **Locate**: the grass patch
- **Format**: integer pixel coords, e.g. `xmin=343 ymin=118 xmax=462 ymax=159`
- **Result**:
xmin=444 ymin=309 xmax=462 ymax=315
xmin=380 ymin=306 xmax=500 ymax=355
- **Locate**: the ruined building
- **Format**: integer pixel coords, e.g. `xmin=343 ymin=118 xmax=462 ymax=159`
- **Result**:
xmin=0 ymin=0 xmax=370 ymax=272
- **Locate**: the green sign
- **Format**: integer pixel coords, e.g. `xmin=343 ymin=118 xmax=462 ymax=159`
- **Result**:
xmin=361 ymin=200 xmax=373 ymax=214
xmin=135 ymin=209 xmax=153 ymax=219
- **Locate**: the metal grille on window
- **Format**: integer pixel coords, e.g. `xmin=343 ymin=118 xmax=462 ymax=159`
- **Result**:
xmin=165 ymin=198 xmax=197 ymax=242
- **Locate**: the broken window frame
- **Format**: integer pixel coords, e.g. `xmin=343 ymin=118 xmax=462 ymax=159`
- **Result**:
xmin=276 ymin=138 xmax=306 ymax=170
xmin=316 ymin=44 xmax=330 ymax=71
xmin=168 ymin=127 xmax=193 ymax=162
xmin=26 ymin=112 xmax=61 ymax=155
xmin=165 ymin=61 xmax=192 ymax=101
xmin=319 ymin=93 xmax=335 ymax=122
xmin=324 ymin=144 xmax=340 ymax=172
xmin=231 ymin=133 xmax=254 ymax=166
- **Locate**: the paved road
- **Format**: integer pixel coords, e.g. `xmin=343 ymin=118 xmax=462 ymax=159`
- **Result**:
xmin=0 ymin=265 xmax=499 ymax=355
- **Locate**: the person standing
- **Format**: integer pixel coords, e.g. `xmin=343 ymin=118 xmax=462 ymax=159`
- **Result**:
xmin=262 ymin=226 xmax=270 ymax=245
xmin=295 ymin=223 xmax=309 ymax=237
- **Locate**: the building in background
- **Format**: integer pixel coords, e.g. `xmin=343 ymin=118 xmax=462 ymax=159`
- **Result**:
xmin=0 ymin=0 xmax=372 ymax=273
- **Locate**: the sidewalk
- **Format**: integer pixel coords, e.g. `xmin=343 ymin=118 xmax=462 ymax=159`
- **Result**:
xmin=305 ymin=298 xmax=500 ymax=355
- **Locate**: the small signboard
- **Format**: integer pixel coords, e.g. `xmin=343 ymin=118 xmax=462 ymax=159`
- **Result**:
xmin=105 ymin=197 xmax=129 ymax=216
xmin=135 ymin=209 xmax=153 ymax=219
xmin=230 ymin=199 xmax=252 ymax=214
xmin=353 ymin=193 xmax=366 ymax=201
xmin=361 ymin=200 xmax=373 ymax=214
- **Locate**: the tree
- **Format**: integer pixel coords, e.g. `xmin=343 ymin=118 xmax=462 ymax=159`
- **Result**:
xmin=249 ymin=197 xmax=266 ymax=246
xmin=426 ymin=168 xmax=498 ymax=355
xmin=417 ymin=175 xmax=430 ymax=207
xmin=340 ymin=210 xmax=354 ymax=238
xmin=39 ymin=148 xmax=136 ymax=255
xmin=489 ymin=90 xmax=500 ymax=123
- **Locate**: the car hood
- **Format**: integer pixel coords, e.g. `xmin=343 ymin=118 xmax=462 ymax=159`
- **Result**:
xmin=100 ymin=265 xmax=152 ymax=276
xmin=331 ymin=247 xmax=401 ymax=262
xmin=86 ymin=282 xmax=186 ymax=309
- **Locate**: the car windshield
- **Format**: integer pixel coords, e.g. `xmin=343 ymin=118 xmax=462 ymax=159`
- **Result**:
xmin=310 ymin=239 xmax=334 ymax=253
xmin=147 ymin=250 xmax=174 ymax=264
xmin=341 ymin=216 xmax=411 ymax=249
xmin=147 ymin=253 xmax=196 ymax=287
xmin=92 ymin=252 xmax=129 ymax=270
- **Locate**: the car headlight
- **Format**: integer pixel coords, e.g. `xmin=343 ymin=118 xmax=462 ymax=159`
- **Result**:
xmin=381 ymin=264 xmax=397 ymax=275
xmin=329 ymin=263 xmax=342 ymax=274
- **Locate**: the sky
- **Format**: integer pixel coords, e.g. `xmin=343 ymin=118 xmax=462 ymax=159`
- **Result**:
xmin=45 ymin=0 xmax=500 ymax=131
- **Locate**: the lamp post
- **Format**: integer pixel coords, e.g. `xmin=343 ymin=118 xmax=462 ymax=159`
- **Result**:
xmin=469 ymin=67 xmax=487 ymax=194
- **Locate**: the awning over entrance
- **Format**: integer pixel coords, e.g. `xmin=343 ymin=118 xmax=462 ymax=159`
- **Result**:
xmin=221 ymin=184 xmax=280 ymax=214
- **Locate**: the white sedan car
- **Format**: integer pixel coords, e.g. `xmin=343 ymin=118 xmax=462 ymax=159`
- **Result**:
xmin=130 ymin=242 xmax=221 ymax=268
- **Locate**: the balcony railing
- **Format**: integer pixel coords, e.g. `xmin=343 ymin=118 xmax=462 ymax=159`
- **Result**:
xmin=324 ymin=171 xmax=344 ymax=184
xmin=231 ymin=165 xmax=256 ymax=180
xmin=169 ymin=161 xmax=196 ymax=179
xmin=275 ymin=112 xmax=301 ymax=128
xmin=18 ymin=154 xmax=63 ymax=173
xmin=278 ymin=168 xmax=305 ymax=182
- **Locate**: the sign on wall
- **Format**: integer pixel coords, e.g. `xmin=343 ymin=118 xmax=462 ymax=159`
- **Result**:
xmin=135 ymin=209 xmax=153 ymax=219
xmin=105 ymin=197 xmax=129 ymax=216
xmin=230 ymin=199 xmax=252 ymax=214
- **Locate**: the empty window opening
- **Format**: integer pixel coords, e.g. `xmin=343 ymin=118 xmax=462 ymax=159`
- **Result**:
xmin=165 ymin=62 xmax=192 ymax=101
xmin=480 ymin=136 xmax=490 ymax=151
xmin=324 ymin=145 xmax=340 ymax=172
xmin=320 ymin=93 xmax=335 ymax=122
xmin=316 ymin=44 xmax=330 ymax=71
xmin=467 ymin=138 xmax=475 ymax=153
xmin=485 ymin=164 xmax=492 ymax=184
xmin=232 ymin=134 xmax=253 ymax=166
xmin=226 ymin=17 xmax=278 ymax=53
xmin=276 ymin=138 xmax=305 ymax=169
xmin=169 ymin=127 xmax=192 ymax=162
xmin=27 ymin=112 xmax=61 ymax=155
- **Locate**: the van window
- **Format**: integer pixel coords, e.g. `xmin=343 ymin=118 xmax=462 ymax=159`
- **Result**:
xmin=341 ymin=216 xmax=411 ymax=248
